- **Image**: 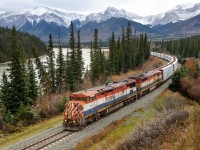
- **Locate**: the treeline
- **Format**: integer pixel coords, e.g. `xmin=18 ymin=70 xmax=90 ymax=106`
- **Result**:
xmin=0 ymin=26 xmax=47 ymax=62
xmin=153 ymin=35 xmax=200 ymax=59
xmin=90 ymin=22 xmax=150 ymax=83
xmin=0 ymin=23 xmax=85 ymax=130
xmin=0 ymin=22 xmax=150 ymax=133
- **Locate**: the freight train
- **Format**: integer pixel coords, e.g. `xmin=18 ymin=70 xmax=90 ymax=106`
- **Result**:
xmin=63 ymin=52 xmax=178 ymax=131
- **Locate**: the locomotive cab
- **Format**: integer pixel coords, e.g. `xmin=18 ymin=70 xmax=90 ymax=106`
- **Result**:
xmin=63 ymin=97 xmax=86 ymax=131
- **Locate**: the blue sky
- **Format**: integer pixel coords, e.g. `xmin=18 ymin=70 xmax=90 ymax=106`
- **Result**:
xmin=0 ymin=0 xmax=200 ymax=16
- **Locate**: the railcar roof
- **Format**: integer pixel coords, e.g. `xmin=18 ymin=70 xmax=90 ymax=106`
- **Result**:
xmin=71 ymin=79 xmax=136 ymax=97
xmin=131 ymin=69 xmax=161 ymax=79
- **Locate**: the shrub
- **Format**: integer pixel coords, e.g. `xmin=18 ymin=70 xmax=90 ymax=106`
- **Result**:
xmin=39 ymin=110 xmax=47 ymax=119
xmin=4 ymin=111 xmax=16 ymax=125
xmin=180 ymin=76 xmax=200 ymax=103
xmin=116 ymin=110 xmax=189 ymax=150
xmin=58 ymin=95 xmax=68 ymax=113
xmin=152 ymin=95 xmax=186 ymax=112
xmin=17 ymin=105 xmax=34 ymax=126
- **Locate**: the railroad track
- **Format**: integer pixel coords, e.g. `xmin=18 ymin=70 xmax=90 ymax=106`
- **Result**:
xmin=21 ymin=130 xmax=73 ymax=150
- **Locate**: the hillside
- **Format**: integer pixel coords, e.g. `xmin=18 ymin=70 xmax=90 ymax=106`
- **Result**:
xmin=74 ymin=89 xmax=200 ymax=150
xmin=153 ymin=14 xmax=200 ymax=38
xmin=0 ymin=3 xmax=200 ymax=42
xmin=79 ymin=17 xmax=162 ymax=42
xmin=0 ymin=27 xmax=47 ymax=63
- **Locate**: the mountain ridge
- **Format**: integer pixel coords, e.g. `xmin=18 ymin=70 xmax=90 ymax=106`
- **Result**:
xmin=1 ymin=2 xmax=200 ymax=42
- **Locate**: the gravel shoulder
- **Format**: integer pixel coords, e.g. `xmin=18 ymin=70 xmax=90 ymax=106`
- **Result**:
xmin=3 ymin=80 xmax=171 ymax=150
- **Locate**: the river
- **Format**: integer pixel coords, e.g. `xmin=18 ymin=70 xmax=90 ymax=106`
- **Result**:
xmin=0 ymin=48 xmax=108 ymax=82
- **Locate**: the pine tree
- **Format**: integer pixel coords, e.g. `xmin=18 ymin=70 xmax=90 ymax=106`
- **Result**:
xmin=124 ymin=22 xmax=133 ymax=71
xmin=68 ymin=22 xmax=77 ymax=91
xmin=27 ymin=59 xmax=38 ymax=103
xmin=109 ymin=32 xmax=116 ymax=74
xmin=64 ymin=49 xmax=71 ymax=90
xmin=116 ymin=37 xmax=122 ymax=74
xmin=32 ymin=47 xmax=48 ymax=96
xmin=32 ymin=47 xmax=45 ymax=81
xmin=144 ymin=33 xmax=150 ymax=60
xmin=121 ymin=27 xmax=125 ymax=72
xmin=99 ymin=39 xmax=106 ymax=75
xmin=0 ymin=71 xmax=10 ymax=108
xmin=56 ymin=30 xmax=65 ymax=93
xmin=90 ymin=28 xmax=100 ymax=83
xmin=76 ymin=30 xmax=84 ymax=89
xmin=7 ymin=26 xmax=29 ymax=113
xmin=47 ymin=34 xmax=56 ymax=93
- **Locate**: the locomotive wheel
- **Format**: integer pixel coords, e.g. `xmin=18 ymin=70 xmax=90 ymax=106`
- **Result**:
xmin=95 ymin=113 xmax=100 ymax=120
xmin=89 ymin=115 xmax=95 ymax=123
xmin=103 ymin=109 xmax=109 ymax=116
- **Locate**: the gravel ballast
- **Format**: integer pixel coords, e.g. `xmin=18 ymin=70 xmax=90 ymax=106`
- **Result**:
xmin=3 ymin=80 xmax=171 ymax=150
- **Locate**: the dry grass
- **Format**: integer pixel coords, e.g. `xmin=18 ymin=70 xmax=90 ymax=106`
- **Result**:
xmin=73 ymin=109 xmax=155 ymax=150
xmin=152 ymin=90 xmax=190 ymax=112
xmin=33 ymin=92 xmax=70 ymax=119
xmin=111 ymin=56 xmax=166 ymax=82
xmin=116 ymin=110 xmax=189 ymax=150
xmin=161 ymin=106 xmax=200 ymax=150
xmin=74 ymin=90 xmax=199 ymax=150
xmin=0 ymin=114 xmax=62 ymax=149
xmin=73 ymin=116 xmax=130 ymax=150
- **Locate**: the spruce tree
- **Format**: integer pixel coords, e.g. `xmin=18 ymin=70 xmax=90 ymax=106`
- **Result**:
xmin=125 ymin=22 xmax=133 ymax=71
xmin=7 ymin=26 xmax=29 ymax=113
xmin=90 ymin=28 xmax=100 ymax=83
xmin=0 ymin=71 xmax=10 ymax=108
xmin=32 ymin=47 xmax=48 ymax=96
xmin=68 ymin=22 xmax=77 ymax=91
xmin=27 ymin=59 xmax=38 ymax=103
xmin=32 ymin=47 xmax=45 ymax=81
xmin=76 ymin=30 xmax=84 ymax=89
xmin=109 ymin=32 xmax=116 ymax=74
xmin=47 ymin=34 xmax=56 ymax=93
xmin=56 ymin=31 xmax=65 ymax=93
xmin=121 ymin=27 xmax=125 ymax=72
xmin=116 ymin=37 xmax=122 ymax=74
xmin=64 ymin=49 xmax=71 ymax=90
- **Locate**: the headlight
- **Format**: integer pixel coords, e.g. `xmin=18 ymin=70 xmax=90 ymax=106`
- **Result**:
xmin=73 ymin=120 xmax=76 ymax=123
xmin=65 ymin=120 xmax=67 ymax=122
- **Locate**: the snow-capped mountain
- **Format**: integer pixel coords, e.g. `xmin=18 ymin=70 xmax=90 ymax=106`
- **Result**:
xmin=0 ymin=2 xmax=200 ymax=42
xmin=0 ymin=6 xmax=86 ymax=28
xmin=83 ymin=7 xmax=141 ymax=24
xmin=83 ymin=3 xmax=200 ymax=26
xmin=1 ymin=3 xmax=200 ymax=29
xmin=146 ymin=2 xmax=200 ymax=26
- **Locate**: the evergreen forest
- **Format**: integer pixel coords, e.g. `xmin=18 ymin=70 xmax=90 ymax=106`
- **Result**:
xmin=0 ymin=22 xmax=150 ymax=133
xmin=153 ymin=35 xmax=200 ymax=60
xmin=0 ymin=27 xmax=47 ymax=63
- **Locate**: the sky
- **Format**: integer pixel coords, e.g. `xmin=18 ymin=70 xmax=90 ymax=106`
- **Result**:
xmin=0 ymin=0 xmax=200 ymax=16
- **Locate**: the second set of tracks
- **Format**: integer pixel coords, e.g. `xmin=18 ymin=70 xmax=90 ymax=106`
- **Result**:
xmin=21 ymin=130 xmax=73 ymax=150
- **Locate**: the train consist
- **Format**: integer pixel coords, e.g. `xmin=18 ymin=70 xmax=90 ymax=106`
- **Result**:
xmin=63 ymin=52 xmax=178 ymax=130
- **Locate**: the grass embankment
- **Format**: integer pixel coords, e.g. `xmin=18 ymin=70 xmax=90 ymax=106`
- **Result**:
xmin=74 ymin=108 xmax=155 ymax=150
xmin=0 ymin=114 xmax=62 ymax=149
xmin=74 ymin=90 xmax=200 ymax=150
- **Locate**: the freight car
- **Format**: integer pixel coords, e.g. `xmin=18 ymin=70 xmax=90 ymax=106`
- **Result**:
xmin=63 ymin=52 xmax=178 ymax=131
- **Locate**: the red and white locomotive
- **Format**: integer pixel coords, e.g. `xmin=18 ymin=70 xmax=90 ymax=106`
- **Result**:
xmin=63 ymin=52 xmax=178 ymax=130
